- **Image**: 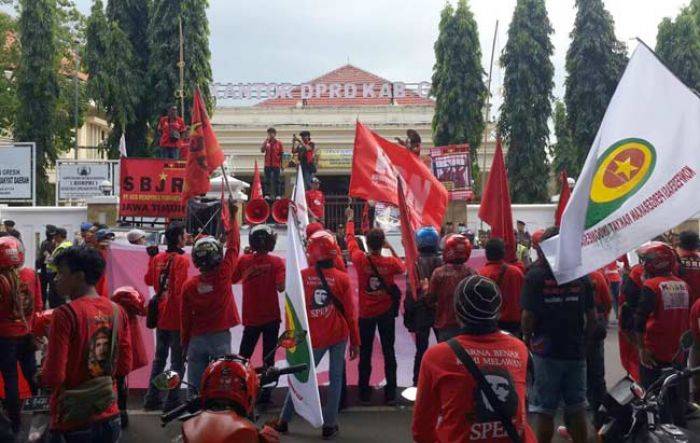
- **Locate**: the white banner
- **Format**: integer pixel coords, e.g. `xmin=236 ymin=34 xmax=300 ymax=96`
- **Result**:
xmin=0 ymin=143 xmax=34 ymax=203
xmin=292 ymin=165 xmax=309 ymax=233
xmin=282 ymin=211 xmax=323 ymax=428
xmin=542 ymin=43 xmax=700 ymax=283
xmin=57 ymin=161 xmax=112 ymax=200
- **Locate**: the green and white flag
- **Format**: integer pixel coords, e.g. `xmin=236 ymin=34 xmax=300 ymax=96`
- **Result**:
xmin=542 ymin=42 xmax=700 ymax=283
xmin=283 ymin=210 xmax=323 ymax=427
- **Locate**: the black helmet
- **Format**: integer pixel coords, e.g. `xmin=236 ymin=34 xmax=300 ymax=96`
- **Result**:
xmin=249 ymin=225 xmax=276 ymax=253
xmin=192 ymin=236 xmax=223 ymax=270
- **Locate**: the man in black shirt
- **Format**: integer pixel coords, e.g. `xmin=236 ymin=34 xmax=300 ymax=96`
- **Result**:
xmin=521 ymin=226 xmax=596 ymax=443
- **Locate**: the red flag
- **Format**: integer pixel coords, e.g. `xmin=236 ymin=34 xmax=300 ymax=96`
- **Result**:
xmin=361 ymin=201 xmax=370 ymax=234
xmin=182 ymin=88 xmax=225 ymax=202
xmin=397 ymin=177 xmax=420 ymax=300
xmin=251 ymin=160 xmax=263 ymax=200
xmin=555 ymin=170 xmax=571 ymax=227
xmin=478 ymin=137 xmax=517 ymax=262
xmin=349 ymin=121 xmax=448 ymax=229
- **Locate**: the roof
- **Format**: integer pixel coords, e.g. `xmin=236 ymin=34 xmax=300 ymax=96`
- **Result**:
xmin=255 ymin=64 xmax=434 ymax=108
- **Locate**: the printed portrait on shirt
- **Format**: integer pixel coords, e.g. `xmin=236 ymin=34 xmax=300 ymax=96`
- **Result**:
xmin=312 ymin=287 xmax=329 ymax=309
xmin=473 ymin=368 xmax=518 ymax=422
xmin=88 ymin=326 xmax=112 ymax=377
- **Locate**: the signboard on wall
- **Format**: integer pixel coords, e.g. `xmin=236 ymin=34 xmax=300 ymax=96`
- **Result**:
xmin=119 ymin=158 xmax=187 ymax=218
xmin=57 ymin=161 xmax=113 ymax=200
xmin=429 ymin=144 xmax=473 ymax=201
xmin=316 ymin=148 xmax=353 ymax=170
xmin=0 ymin=143 xmax=35 ymax=204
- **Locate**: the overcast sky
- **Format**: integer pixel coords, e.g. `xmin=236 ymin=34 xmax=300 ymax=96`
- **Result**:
xmin=6 ymin=0 xmax=693 ymax=110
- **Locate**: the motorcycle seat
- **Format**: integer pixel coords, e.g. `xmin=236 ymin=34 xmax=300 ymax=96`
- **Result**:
xmin=182 ymin=410 xmax=260 ymax=443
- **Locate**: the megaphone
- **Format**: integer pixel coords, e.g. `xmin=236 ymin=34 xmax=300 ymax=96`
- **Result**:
xmin=271 ymin=198 xmax=291 ymax=224
xmin=245 ymin=198 xmax=270 ymax=225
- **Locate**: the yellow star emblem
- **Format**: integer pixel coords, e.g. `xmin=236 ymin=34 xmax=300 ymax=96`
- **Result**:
xmin=613 ymin=156 xmax=638 ymax=181
xmin=159 ymin=172 xmax=167 ymax=181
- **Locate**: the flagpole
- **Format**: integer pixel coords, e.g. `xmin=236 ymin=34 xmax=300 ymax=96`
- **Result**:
xmin=480 ymin=20 xmax=498 ymax=230
xmin=178 ymin=17 xmax=185 ymax=118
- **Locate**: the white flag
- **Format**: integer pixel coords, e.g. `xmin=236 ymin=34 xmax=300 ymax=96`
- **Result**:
xmin=292 ymin=165 xmax=309 ymax=232
xmin=542 ymin=42 xmax=700 ymax=283
xmin=282 ymin=211 xmax=323 ymax=427
xmin=118 ymin=132 xmax=127 ymax=158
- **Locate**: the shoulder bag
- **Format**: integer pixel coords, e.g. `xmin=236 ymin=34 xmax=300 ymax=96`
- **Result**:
xmin=367 ymin=255 xmax=401 ymax=318
xmin=146 ymin=255 xmax=174 ymax=330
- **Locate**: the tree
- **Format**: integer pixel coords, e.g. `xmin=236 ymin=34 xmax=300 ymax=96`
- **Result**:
xmin=432 ymin=0 xmax=487 ymax=178
xmin=564 ymin=0 xmax=627 ymax=177
xmin=550 ymin=101 xmax=577 ymax=177
xmin=148 ymin=0 xmax=213 ymax=133
xmin=14 ymin=0 xmax=60 ymax=204
xmin=656 ymin=9 xmax=700 ymax=92
xmin=0 ymin=12 xmax=19 ymax=139
xmin=106 ymin=0 xmax=151 ymax=155
xmin=498 ymin=0 xmax=554 ymax=203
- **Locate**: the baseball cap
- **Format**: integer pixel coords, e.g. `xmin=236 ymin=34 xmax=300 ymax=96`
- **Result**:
xmin=96 ymin=229 xmax=115 ymax=241
xmin=80 ymin=222 xmax=93 ymax=232
xmin=127 ymin=229 xmax=147 ymax=244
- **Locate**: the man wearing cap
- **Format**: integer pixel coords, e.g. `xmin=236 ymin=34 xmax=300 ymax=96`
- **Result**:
xmin=127 ymin=229 xmax=148 ymax=245
xmin=74 ymin=222 xmax=94 ymax=247
xmin=306 ymin=178 xmax=325 ymax=222
xmin=2 ymin=220 xmax=15 ymax=232
xmin=412 ymin=275 xmax=533 ymax=442
xmin=46 ymin=228 xmax=74 ymax=307
xmin=36 ymin=225 xmax=57 ymax=305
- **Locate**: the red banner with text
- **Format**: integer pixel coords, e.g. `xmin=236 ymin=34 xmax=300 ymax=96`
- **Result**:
xmin=119 ymin=158 xmax=187 ymax=218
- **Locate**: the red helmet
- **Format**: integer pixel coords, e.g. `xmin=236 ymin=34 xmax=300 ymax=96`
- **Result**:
xmin=637 ymin=242 xmax=677 ymax=276
xmin=200 ymin=356 xmax=258 ymax=416
xmin=111 ymin=286 xmax=146 ymax=316
xmin=443 ymin=234 xmax=472 ymax=263
xmin=306 ymin=222 xmax=324 ymax=238
xmin=307 ymin=230 xmax=337 ymax=263
xmin=531 ymin=229 xmax=546 ymax=249
xmin=0 ymin=237 xmax=24 ymax=269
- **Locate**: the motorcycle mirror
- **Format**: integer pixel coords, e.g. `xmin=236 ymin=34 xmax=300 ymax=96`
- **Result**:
xmin=278 ymin=330 xmax=307 ymax=349
xmin=680 ymin=330 xmax=694 ymax=352
xmin=401 ymin=387 xmax=417 ymax=403
xmin=153 ymin=371 xmax=181 ymax=391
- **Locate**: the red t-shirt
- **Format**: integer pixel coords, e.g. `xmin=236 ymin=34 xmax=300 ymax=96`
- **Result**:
xmin=346 ymin=222 xmax=405 ymax=318
xmin=300 ymin=267 xmax=359 ymax=350
xmin=145 ymin=251 xmax=190 ymax=331
xmin=181 ymin=222 xmax=241 ymax=346
xmin=430 ymin=263 xmax=475 ymax=329
xmin=263 ymin=139 xmax=284 ymax=168
xmin=590 ymin=270 xmax=613 ymax=316
xmin=412 ymin=332 xmax=535 ymax=443
xmin=42 ymin=296 xmax=132 ymax=432
xmin=231 ymin=253 xmax=285 ymax=326
xmin=678 ymin=249 xmax=700 ymax=304
xmin=690 ymin=298 xmax=700 ymax=342
xmin=158 ymin=116 xmax=186 ymax=148
xmin=478 ymin=261 xmax=524 ymax=324
xmin=604 ymin=261 xmax=622 ymax=283
xmin=642 ymin=276 xmax=690 ymax=362
xmin=306 ymin=190 xmax=325 ymax=221
xmin=0 ymin=268 xmax=42 ymax=337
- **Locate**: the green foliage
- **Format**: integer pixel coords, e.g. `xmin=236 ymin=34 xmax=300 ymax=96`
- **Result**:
xmin=432 ymin=0 xmax=487 ymax=176
xmin=498 ymin=0 xmax=553 ymax=203
xmin=656 ymin=9 xmax=700 ymax=92
xmin=564 ymin=0 xmax=627 ymax=177
xmin=0 ymin=12 xmax=19 ymax=138
xmin=148 ymin=0 xmax=213 ymax=132
xmin=550 ymin=101 xmax=577 ymax=177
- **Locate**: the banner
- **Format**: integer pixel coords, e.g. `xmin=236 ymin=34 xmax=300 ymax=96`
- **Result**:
xmin=292 ymin=165 xmax=309 ymax=233
xmin=316 ymin=148 xmax=353 ymax=170
xmin=0 ymin=143 xmax=34 ymax=203
xmin=57 ymin=161 xmax=113 ymax=200
xmin=429 ymin=144 xmax=473 ymax=201
xmin=119 ymin=158 xmax=187 ymax=218
xmin=283 ymin=211 xmax=324 ymax=428
xmin=349 ymin=121 xmax=448 ymax=229
xmin=542 ymin=43 xmax=700 ymax=283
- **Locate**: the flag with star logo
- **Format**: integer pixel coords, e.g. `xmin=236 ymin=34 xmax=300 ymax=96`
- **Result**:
xmin=541 ymin=42 xmax=700 ymax=283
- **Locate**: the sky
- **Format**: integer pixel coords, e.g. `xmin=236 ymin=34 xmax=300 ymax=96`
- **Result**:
xmin=5 ymin=0 xmax=693 ymax=111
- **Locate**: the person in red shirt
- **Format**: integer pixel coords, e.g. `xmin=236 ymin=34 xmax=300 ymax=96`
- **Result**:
xmin=42 ymin=246 xmax=132 ymax=441
xmin=307 ymin=222 xmax=346 ymax=272
xmin=271 ymin=231 xmax=359 ymax=439
xmin=633 ymin=242 xmax=690 ymax=389
xmin=412 ymin=274 xmax=534 ymax=443
xmin=395 ymin=129 xmax=422 ymax=157
xmin=232 ymin=225 xmax=284 ymax=403
xmin=429 ymin=234 xmax=475 ymax=342
xmin=676 ymin=230 xmax=700 ymax=304
xmin=603 ymin=260 xmax=622 ymax=317
xmin=157 ymin=106 xmax=186 ymax=159
xmin=345 ymin=210 xmax=405 ymax=404
xmin=619 ymin=262 xmax=644 ymax=382
xmin=143 ymin=222 xmax=190 ymax=412
xmin=292 ymin=131 xmax=316 ymax=188
xmin=181 ymin=200 xmax=241 ymax=397
xmin=478 ymin=238 xmax=524 ymax=336
xmin=260 ymin=127 xmax=284 ymax=200
xmin=306 ymin=177 xmax=325 ymax=222
xmin=0 ymin=236 xmax=42 ymax=435
xmin=588 ymin=269 xmax=613 ymax=428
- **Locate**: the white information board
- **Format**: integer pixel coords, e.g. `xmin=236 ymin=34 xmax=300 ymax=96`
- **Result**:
xmin=57 ymin=161 xmax=112 ymax=200
xmin=0 ymin=143 xmax=35 ymax=204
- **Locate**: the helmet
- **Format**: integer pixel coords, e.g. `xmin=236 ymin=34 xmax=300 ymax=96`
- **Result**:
xmin=416 ymin=226 xmax=440 ymax=251
xmin=637 ymin=241 xmax=677 ymax=276
xmin=0 ymin=237 xmax=24 ymax=269
xmin=200 ymin=356 xmax=258 ymax=416
xmin=192 ymin=236 xmax=224 ymax=270
xmin=306 ymin=222 xmax=325 ymax=238
xmin=249 ymin=225 xmax=277 ymax=253
xmin=307 ymin=230 xmax=337 ymax=263
xmin=443 ymin=234 xmax=472 ymax=263
xmin=531 ymin=229 xmax=546 ymax=249
xmin=111 ymin=286 xmax=146 ymax=316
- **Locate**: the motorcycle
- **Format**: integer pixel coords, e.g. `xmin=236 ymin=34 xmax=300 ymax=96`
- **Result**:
xmin=157 ymin=330 xmax=309 ymax=443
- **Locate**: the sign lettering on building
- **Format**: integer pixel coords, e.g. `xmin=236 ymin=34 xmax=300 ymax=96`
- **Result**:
xmin=211 ymin=81 xmax=431 ymax=101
